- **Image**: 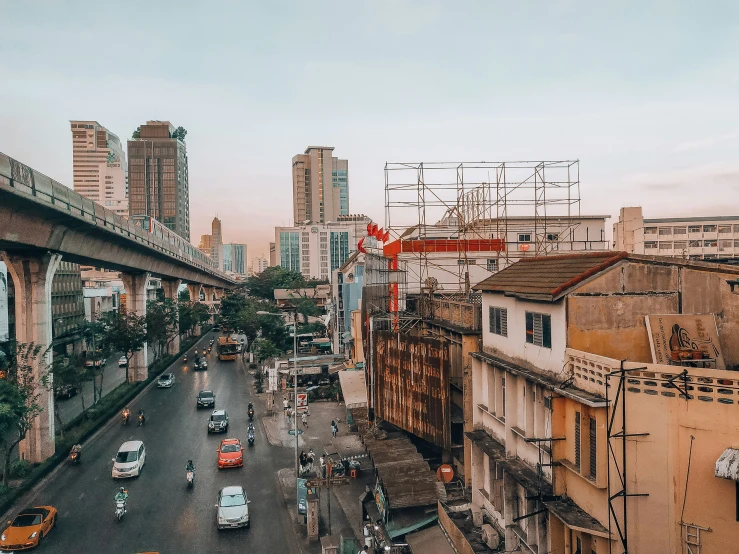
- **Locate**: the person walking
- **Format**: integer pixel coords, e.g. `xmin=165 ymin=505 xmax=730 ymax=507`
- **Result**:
xmin=287 ymin=408 xmax=292 ymax=426
xmin=283 ymin=398 xmax=289 ymax=412
xmin=320 ymin=455 xmax=326 ymax=478
xmin=302 ymin=412 xmax=308 ymax=428
xmin=331 ymin=420 xmax=338 ymax=438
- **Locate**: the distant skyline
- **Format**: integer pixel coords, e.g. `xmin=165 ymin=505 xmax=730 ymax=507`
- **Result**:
xmin=2 ymin=2 xmax=739 ymax=257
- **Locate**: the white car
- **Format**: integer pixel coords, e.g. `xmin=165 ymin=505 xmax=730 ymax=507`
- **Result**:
xmin=112 ymin=440 xmax=146 ymax=478
xmin=118 ymin=356 xmax=128 ymax=367
xmin=157 ymin=373 xmax=175 ymax=388
xmin=216 ymin=486 xmax=250 ymax=529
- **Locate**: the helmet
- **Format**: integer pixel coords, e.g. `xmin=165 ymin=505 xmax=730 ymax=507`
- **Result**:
xmin=119 ymin=487 xmax=125 ymax=492
xmin=188 ymin=459 xmax=193 ymax=465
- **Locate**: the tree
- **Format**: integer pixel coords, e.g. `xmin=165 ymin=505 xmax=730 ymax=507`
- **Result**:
xmin=294 ymin=296 xmax=322 ymax=325
xmin=146 ymin=299 xmax=179 ymax=361
xmin=79 ymin=320 xmax=109 ymax=404
xmin=178 ymin=288 xmax=190 ymax=302
xmin=132 ymin=126 xmax=141 ymax=139
xmin=42 ymin=354 xmax=88 ymax=437
xmin=253 ymin=338 xmax=281 ymax=364
xmin=259 ymin=313 xmax=291 ymax=352
xmin=171 ymin=126 xmax=187 ymax=141
xmin=0 ymin=343 xmax=45 ymax=485
xmin=246 ymin=266 xmax=306 ymax=300
xmin=99 ymin=312 xmax=147 ymax=382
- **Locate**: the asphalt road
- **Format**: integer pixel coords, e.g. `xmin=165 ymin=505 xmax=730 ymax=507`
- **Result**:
xmin=12 ymin=331 xmax=298 ymax=554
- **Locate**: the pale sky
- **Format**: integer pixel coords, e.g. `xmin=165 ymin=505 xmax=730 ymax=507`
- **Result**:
xmin=2 ymin=1 xmax=739 ymax=259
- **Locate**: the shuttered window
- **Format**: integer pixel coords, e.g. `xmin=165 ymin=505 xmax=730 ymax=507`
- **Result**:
xmin=525 ymin=312 xmax=552 ymax=348
xmin=589 ymin=418 xmax=597 ymax=479
xmin=489 ymin=307 xmax=508 ymax=337
xmin=574 ymin=411 xmax=581 ymax=469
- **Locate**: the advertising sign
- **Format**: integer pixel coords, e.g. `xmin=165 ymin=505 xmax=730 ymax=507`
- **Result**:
xmin=0 ymin=262 xmax=8 ymax=343
xmin=645 ymin=314 xmax=724 ymax=368
xmin=296 ymin=392 xmax=308 ymax=413
xmin=374 ymin=482 xmax=387 ymax=520
xmin=268 ymin=367 xmax=278 ymax=392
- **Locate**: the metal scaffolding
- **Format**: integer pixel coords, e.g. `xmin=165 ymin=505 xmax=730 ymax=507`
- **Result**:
xmin=384 ymin=160 xmax=582 ymax=295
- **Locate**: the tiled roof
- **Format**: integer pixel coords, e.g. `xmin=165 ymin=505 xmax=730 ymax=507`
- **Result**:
xmin=473 ymin=251 xmax=628 ymax=300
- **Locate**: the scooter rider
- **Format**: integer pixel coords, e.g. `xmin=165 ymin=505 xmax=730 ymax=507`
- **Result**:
xmin=115 ymin=487 xmax=128 ymax=511
xmin=70 ymin=443 xmax=82 ymax=461
xmin=186 ymin=459 xmax=195 ymax=472
xmin=138 ymin=408 xmax=145 ymax=425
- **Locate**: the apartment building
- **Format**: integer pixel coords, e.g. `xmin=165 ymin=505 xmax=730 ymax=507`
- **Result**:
xmin=275 ymin=215 xmax=369 ymax=281
xmin=614 ymin=206 xmax=739 ymax=260
xmin=252 ymin=256 xmax=269 ymax=275
xmin=292 ymin=146 xmax=348 ymax=224
xmin=461 ymin=251 xmax=739 ymax=553
xmin=70 ymin=121 xmax=128 ymax=216
xmin=127 ymin=121 xmax=190 ymax=240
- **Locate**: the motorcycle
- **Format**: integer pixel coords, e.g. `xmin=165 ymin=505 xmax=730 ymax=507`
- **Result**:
xmin=208 ymin=347 xmax=212 ymax=353
xmin=138 ymin=413 xmax=145 ymax=426
xmin=115 ymin=498 xmax=127 ymax=521
xmin=186 ymin=469 xmax=195 ymax=488
xmin=69 ymin=451 xmax=80 ymax=464
xmin=122 ymin=409 xmax=130 ymax=426
xmin=184 ymin=355 xmax=188 ymax=362
xmin=248 ymin=408 xmax=254 ymax=421
xmin=247 ymin=431 xmax=255 ymax=446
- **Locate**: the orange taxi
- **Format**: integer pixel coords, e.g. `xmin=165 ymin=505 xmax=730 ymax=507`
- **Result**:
xmin=217 ymin=438 xmax=244 ymax=469
xmin=0 ymin=506 xmax=57 ymax=550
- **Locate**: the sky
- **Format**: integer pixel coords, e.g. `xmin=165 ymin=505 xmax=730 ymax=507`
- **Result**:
xmin=2 ymin=1 xmax=739 ymax=260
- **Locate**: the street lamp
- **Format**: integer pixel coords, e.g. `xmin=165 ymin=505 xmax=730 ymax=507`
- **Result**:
xmin=257 ymin=307 xmax=299 ymax=507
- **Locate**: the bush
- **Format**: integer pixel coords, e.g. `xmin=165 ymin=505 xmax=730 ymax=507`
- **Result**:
xmin=9 ymin=460 xmax=32 ymax=479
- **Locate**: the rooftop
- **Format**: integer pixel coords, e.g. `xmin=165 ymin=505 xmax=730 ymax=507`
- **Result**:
xmin=645 ymin=215 xmax=739 ymax=223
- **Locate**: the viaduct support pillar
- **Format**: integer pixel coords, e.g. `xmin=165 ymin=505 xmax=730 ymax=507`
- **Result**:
xmin=203 ymin=286 xmax=216 ymax=324
xmin=161 ymin=279 xmax=182 ymax=356
xmin=121 ymin=272 xmax=150 ymax=382
xmin=1 ymin=252 xmax=61 ymax=463
xmin=186 ymin=283 xmax=203 ymax=335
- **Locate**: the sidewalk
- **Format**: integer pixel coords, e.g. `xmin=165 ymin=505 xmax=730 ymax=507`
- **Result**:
xmin=262 ymin=396 xmax=370 ymax=552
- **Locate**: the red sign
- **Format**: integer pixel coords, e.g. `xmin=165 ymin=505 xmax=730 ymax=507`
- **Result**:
xmin=296 ymin=392 xmax=308 ymax=413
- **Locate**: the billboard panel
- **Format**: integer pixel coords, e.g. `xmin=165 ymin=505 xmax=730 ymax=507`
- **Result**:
xmin=373 ymin=331 xmax=449 ymax=448
xmin=646 ymin=314 xmax=724 ymax=369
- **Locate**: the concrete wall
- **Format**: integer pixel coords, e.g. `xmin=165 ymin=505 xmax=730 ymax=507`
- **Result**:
xmin=568 ymin=259 xmax=739 ymax=367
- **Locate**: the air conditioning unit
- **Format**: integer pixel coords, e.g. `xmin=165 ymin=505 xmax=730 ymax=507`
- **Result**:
xmin=481 ymin=524 xmax=500 ymax=549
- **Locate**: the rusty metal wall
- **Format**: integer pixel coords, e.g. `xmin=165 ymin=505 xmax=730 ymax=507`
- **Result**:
xmin=373 ymin=330 xmax=450 ymax=448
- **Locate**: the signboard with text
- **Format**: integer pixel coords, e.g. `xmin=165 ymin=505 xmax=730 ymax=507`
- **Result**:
xmin=268 ymin=367 xmax=278 ymax=392
xmin=296 ymin=392 xmax=308 ymax=413
xmin=646 ymin=314 xmax=724 ymax=368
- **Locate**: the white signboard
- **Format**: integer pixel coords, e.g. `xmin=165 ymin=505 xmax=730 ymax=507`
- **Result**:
xmin=268 ymin=367 xmax=278 ymax=392
xmin=296 ymin=392 xmax=308 ymax=413
xmin=0 ymin=262 xmax=8 ymax=343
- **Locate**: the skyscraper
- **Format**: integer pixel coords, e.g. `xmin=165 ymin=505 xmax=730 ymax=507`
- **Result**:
xmin=70 ymin=121 xmax=128 ymax=217
xmin=292 ymin=146 xmax=349 ymax=224
xmin=127 ymin=121 xmax=190 ymax=241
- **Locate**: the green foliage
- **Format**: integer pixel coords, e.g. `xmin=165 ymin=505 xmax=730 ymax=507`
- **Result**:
xmin=178 ymin=301 xmax=210 ymax=337
xmin=171 ymin=126 xmax=188 ymax=141
xmin=246 ymin=266 xmax=306 ymax=300
xmin=294 ymin=296 xmax=322 ymax=324
xmin=99 ymin=311 xmax=147 ymax=382
xmin=146 ymin=299 xmax=179 ymax=360
xmin=132 ymin=126 xmax=141 ymax=139
xmin=298 ymin=322 xmax=326 ymax=335
xmin=178 ymin=288 xmax=190 ymax=302
xmin=8 ymin=459 xmax=31 ymax=479
xmin=259 ymin=314 xmax=291 ymax=351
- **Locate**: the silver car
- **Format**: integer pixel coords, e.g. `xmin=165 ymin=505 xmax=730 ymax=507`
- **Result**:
xmin=216 ymin=486 xmax=250 ymax=529
xmin=157 ymin=373 xmax=175 ymax=388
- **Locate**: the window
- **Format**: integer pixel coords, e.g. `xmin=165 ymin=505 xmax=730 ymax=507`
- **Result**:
xmin=525 ymin=312 xmax=551 ymax=348
xmin=486 ymin=259 xmax=498 ymax=272
xmin=518 ymin=233 xmax=531 ymax=242
xmin=575 ymin=411 xmax=581 ymax=469
xmin=645 ymin=242 xmax=657 ymax=249
xmin=704 ymin=239 xmax=717 ymax=247
xmin=689 ymin=240 xmax=701 ymax=248
xmin=659 ymin=242 xmax=672 ymax=250
xmin=489 ymin=307 xmax=508 ymax=337
xmin=658 ymin=227 xmax=672 ymax=236
xmin=719 ymin=225 xmax=732 ymax=234
xmin=703 ymin=225 xmax=717 ymax=233
xmin=688 ymin=225 xmax=701 ymax=233
xmin=673 ymin=227 xmax=687 ymax=235
xmin=546 ymin=232 xmax=559 ymax=241
xmin=589 ymin=418 xmax=597 ymax=479
xmin=644 ymin=227 xmax=657 ymax=235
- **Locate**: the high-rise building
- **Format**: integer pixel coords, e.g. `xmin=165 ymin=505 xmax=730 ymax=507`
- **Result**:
xmin=252 ymin=256 xmax=269 ymax=274
xmin=70 ymin=121 xmax=128 ymax=217
xmin=221 ymin=243 xmax=246 ymax=275
xmin=127 ymin=121 xmax=190 ymax=241
xmin=275 ymin=215 xmax=369 ymax=281
xmin=198 ymin=217 xmax=224 ymax=265
xmin=292 ymin=146 xmax=349 ymax=224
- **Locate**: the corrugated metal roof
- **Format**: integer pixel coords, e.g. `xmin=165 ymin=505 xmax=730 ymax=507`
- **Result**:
xmin=337 ymin=369 xmax=367 ymax=409
xmin=715 ymin=447 xmax=739 ymax=480
xmin=473 ymin=251 xmax=628 ymax=300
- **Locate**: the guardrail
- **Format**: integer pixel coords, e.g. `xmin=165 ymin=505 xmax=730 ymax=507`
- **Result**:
xmin=0 ymin=152 xmax=231 ymax=282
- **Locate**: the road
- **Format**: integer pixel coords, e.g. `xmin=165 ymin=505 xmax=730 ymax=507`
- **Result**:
xmin=14 ymin=331 xmax=298 ymax=554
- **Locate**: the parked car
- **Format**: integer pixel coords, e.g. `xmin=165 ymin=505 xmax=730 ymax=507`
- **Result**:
xmin=197 ymin=390 xmax=216 ymax=409
xmin=216 ymin=486 xmax=250 ymax=529
xmin=118 ymin=356 xmax=128 ymax=367
xmin=111 ymin=440 xmax=146 ymax=478
xmin=217 ymin=438 xmax=244 ymax=469
xmin=157 ymin=373 xmax=175 ymax=388
xmin=318 ymin=378 xmax=331 ymax=386
xmin=0 ymin=506 xmax=58 ymax=551
xmin=208 ymin=410 xmax=229 ymax=433
xmin=85 ymin=358 xmax=106 ymax=368
xmin=55 ymin=384 xmax=78 ymax=400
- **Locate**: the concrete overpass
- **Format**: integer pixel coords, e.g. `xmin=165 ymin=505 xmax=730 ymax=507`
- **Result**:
xmin=0 ymin=152 xmax=235 ymax=462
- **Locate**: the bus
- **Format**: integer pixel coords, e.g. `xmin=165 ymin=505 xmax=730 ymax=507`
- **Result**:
xmin=217 ymin=336 xmax=239 ymax=361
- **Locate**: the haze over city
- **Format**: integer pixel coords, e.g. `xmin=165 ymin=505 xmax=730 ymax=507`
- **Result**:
xmin=2 ymin=1 xmax=739 ymax=257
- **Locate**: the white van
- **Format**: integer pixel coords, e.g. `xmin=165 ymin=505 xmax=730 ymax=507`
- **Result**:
xmin=112 ymin=440 xmax=146 ymax=478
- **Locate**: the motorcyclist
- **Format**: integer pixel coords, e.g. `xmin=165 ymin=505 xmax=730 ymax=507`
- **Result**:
xmin=185 ymin=459 xmax=195 ymax=472
xmin=122 ymin=407 xmax=130 ymax=424
xmin=70 ymin=443 xmax=82 ymax=461
xmin=138 ymin=408 xmax=145 ymax=425
xmin=115 ymin=487 xmax=128 ymax=510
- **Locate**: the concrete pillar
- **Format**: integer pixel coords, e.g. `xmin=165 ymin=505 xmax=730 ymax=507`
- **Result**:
xmin=187 ymin=283 xmax=202 ymax=303
xmin=161 ymin=279 xmax=182 ymax=356
xmin=203 ymin=286 xmax=216 ymax=302
xmin=1 ymin=252 xmax=61 ymax=463
xmin=214 ymin=288 xmax=225 ymax=300
xmin=120 ymin=272 xmax=150 ymax=382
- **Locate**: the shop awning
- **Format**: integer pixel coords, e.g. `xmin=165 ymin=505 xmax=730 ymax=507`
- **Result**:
xmin=405 ymin=524 xmax=456 ymax=554
xmin=715 ymin=448 xmax=739 ymax=480
xmin=338 ymin=369 xmax=368 ymax=408
xmin=387 ymin=513 xmax=439 ymax=539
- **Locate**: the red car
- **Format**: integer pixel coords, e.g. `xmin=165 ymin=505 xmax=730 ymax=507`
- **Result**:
xmin=217 ymin=438 xmax=244 ymax=469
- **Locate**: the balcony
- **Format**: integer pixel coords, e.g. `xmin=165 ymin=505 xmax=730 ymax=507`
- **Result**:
xmin=415 ymin=293 xmax=482 ymax=331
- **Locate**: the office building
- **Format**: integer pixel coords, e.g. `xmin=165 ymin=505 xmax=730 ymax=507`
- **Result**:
xmin=221 ymin=243 xmax=246 ymax=275
xmin=252 ymin=256 xmax=269 ymax=275
xmin=127 ymin=121 xmax=190 ymax=241
xmin=292 ymin=146 xmax=348 ymax=224
xmin=614 ymin=206 xmax=739 ymax=260
xmin=70 ymin=121 xmax=128 ymax=217
xmin=275 ymin=215 xmax=369 ymax=281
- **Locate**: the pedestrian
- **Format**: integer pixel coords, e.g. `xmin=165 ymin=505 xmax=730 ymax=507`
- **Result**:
xmin=320 ymin=455 xmax=326 ymax=478
xmin=331 ymin=420 xmax=338 ymax=438
xmin=302 ymin=412 xmax=308 ymax=428
xmin=283 ymin=398 xmax=289 ymax=412
xmin=287 ymin=408 xmax=292 ymax=425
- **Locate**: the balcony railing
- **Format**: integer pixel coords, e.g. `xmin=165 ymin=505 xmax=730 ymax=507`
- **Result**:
xmin=415 ymin=293 xmax=482 ymax=331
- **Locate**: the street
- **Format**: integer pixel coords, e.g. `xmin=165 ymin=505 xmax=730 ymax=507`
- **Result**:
xmin=11 ymin=331 xmax=298 ymax=553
